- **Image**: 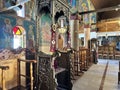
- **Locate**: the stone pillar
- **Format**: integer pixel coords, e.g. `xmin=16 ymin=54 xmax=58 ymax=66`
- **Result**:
xmin=84 ymin=27 xmax=90 ymax=48
xmin=74 ymin=20 xmax=79 ymax=50
xmin=70 ymin=20 xmax=79 ymax=50
xmin=70 ymin=20 xmax=74 ymax=48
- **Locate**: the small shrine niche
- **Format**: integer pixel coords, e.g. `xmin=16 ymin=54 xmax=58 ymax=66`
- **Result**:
xmin=54 ymin=11 xmax=69 ymax=50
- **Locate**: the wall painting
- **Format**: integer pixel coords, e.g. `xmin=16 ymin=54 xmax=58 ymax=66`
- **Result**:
xmin=0 ymin=14 xmax=16 ymax=49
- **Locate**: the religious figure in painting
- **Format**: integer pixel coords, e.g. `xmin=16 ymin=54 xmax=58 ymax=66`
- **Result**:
xmin=3 ymin=18 xmax=13 ymax=48
xmin=82 ymin=3 xmax=89 ymax=25
xmin=4 ymin=19 xmax=13 ymax=38
xmin=41 ymin=22 xmax=51 ymax=45
xmin=28 ymin=25 xmax=34 ymax=49
xmin=25 ymin=0 xmax=35 ymax=20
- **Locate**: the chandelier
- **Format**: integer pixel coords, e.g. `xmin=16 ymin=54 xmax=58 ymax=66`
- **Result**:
xmin=57 ymin=16 xmax=68 ymax=34
xmin=58 ymin=27 xmax=67 ymax=34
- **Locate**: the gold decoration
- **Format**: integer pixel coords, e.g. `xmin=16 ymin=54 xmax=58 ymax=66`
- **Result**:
xmin=52 ymin=24 xmax=56 ymax=31
xmin=58 ymin=27 xmax=67 ymax=34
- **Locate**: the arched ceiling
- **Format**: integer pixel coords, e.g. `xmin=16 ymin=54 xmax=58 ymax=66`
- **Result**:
xmin=90 ymin=0 xmax=120 ymax=21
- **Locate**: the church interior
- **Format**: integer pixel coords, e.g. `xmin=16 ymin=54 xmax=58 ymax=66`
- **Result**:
xmin=0 ymin=0 xmax=120 ymax=90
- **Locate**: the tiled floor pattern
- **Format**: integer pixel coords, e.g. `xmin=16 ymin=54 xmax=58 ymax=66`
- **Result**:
xmin=72 ymin=59 xmax=120 ymax=90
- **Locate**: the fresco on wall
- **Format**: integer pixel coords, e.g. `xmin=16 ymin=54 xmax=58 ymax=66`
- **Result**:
xmin=79 ymin=0 xmax=89 ymax=12
xmin=0 ymin=14 xmax=16 ymax=49
xmin=79 ymin=0 xmax=96 ymax=27
xmin=68 ymin=0 xmax=76 ymax=7
xmin=79 ymin=0 xmax=90 ymax=25
xmin=25 ymin=0 xmax=36 ymax=21
xmin=88 ymin=0 xmax=96 ymax=31
xmin=2 ymin=0 xmax=12 ymax=8
xmin=88 ymin=0 xmax=94 ymax=10
xmin=88 ymin=0 xmax=96 ymax=24
xmin=0 ymin=0 xmax=4 ymax=9
xmin=23 ymin=20 xmax=36 ymax=49
xmin=0 ymin=14 xmax=36 ymax=50
xmin=39 ymin=13 xmax=52 ymax=46
xmin=90 ymin=13 xmax=97 ymax=31
xmin=68 ymin=0 xmax=77 ymax=14
xmin=91 ymin=13 xmax=96 ymax=23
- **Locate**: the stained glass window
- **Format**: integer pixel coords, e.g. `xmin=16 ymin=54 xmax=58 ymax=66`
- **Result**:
xmin=13 ymin=26 xmax=24 ymax=35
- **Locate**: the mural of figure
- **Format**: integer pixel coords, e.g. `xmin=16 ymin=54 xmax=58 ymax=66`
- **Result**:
xmin=82 ymin=3 xmax=88 ymax=11
xmin=28 ymin=25 xmax=34 ymax=49
xmin=41 ymin=22 xmax=51 ymax=45
xmin=25 ymin=0 xmax=35 ymax=20
xmin=91 ymin=13 xmax=96 ymax=23
xmin=3 ymin=18 xmax=13 ymax=48
xmin=4 ymin=19 xmax=13 ymax=37
xmin=82 ymin=3 xmax=89 ymax=25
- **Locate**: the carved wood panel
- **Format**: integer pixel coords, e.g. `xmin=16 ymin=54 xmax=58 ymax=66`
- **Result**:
xmin=97 ymin=21 xmax=120 ymax=32
xmin=36 ymin=52 xmax=55 ymax=90
xmin=54 ymin=0 xmax=69 ymax=17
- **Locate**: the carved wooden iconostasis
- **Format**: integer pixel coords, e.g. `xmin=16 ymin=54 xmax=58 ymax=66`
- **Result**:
xmin=52 ymin=0 xmax=70 ymax=51
xmin=55 ymin=14 xmax=69 ymax=50
xmin=37 ymin=0 xmax=52 ymax=54
xmin=36 ymin=0 xmax=70 ymax=53
xmin=35 ymin=0 xmax=71 ymax=90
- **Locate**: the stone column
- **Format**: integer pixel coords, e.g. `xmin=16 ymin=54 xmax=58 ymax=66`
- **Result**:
xmin=70 ymin=20 xmax=74 ymax=48
xmin=70 ymin=20 xmax=79 ymax=50
xmin=84 ymin=27 xmax=90 ymax=48
xmin=74 ymin=20 xmax=79 ymax=50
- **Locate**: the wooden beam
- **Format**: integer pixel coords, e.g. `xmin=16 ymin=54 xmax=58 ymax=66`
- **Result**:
xmin=79 ymin=5 xmax=120 ymax=15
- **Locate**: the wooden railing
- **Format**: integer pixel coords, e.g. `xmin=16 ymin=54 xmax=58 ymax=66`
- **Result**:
xmin=69 ymin=48 xmax=93 ymax=77
xmin=0 ymin=66 xmax=9 ymax=90
xmin=17 ymin=59 xmax=37 ymax=90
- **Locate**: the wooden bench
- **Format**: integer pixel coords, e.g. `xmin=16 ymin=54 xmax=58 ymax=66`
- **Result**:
xmin=98 ymin=46 xmax=103 ymax=59
xmin=115 ymin=51 xmax=120 ymax=60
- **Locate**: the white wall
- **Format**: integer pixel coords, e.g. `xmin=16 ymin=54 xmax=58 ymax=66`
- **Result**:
xmin=79 ymin=32 xmax=97 ymax=39
xmin=97 ymin=31 xmax=120 ymax=37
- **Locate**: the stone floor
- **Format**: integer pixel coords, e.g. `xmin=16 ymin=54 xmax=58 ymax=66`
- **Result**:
xmin=72 ymin=59 xmax=120 ymax=90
